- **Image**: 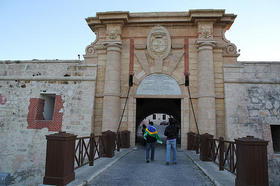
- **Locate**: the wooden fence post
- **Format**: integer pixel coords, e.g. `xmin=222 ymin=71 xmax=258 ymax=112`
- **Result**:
xmin=101 ymin=130 xmax=116 ymax=158
xmin=219 ymin=137 xmax=224 ymax=171
xmin=196 ymin=134 xmax=200 ymax=154
xmin=230 ymin=143 xmax=235 ymax=173
xmin=89 ymin=133 xmax=95 ymax=166
xmin=200 ymin=133 xmax=213 ymax=161
xmin=187 ymin=132 xmax=195 ymax=150
xmin=43 ymin=131 xmax=77 ymax=185
xmin=235 ymin=136 xmax=269 ymax=186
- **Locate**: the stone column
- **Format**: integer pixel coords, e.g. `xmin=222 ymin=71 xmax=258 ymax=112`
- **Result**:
xmin=102 ymin=41 xmax=122 ymax=132
xmin=196 ymin=39 xmax=216 ymax=136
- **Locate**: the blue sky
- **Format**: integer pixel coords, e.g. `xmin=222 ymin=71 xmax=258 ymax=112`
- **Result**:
xmin=0 ymin=0 xmax=280 ymax=61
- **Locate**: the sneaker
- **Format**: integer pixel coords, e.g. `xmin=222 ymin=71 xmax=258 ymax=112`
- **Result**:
xmin=165 ymin=162 xmax=169 ymax=165
xmin=146 ymin=160 xmax=150 ymax=163
xmin=173 ymin=162 xmax=177 ymax=165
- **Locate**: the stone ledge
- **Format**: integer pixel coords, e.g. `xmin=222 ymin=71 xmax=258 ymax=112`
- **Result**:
xmin=0 ymin=76 xmax=96 ymax=81
xmin=0 ymin=60 xmax=83 ymax=64
xmin=224 ymin=79 xmax=280 ymax=84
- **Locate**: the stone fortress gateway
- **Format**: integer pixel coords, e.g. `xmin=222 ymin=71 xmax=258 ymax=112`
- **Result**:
xmin=85 ymin=10 xmax=239 ymax=147
xmin=0 ymin=10 xmax=280 ymax=185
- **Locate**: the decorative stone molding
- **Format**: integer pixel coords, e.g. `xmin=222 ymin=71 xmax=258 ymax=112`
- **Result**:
xmin=102 ymin=40 xmax=122 ymax=52
xmin=147 ymin=26 xmax=171 ymax=60
xmin=198 ymin=24 xmax=213 ymax=39
xmin=85 ymin=44 xmax=95 ymax=56
xmin=109 ymin=29 xmax=118 ymax=39
xmin=84 ymin=31 xmax=100 ymax=57
xmin=196 ymin=39 xmax=216 ymax=50
xmin=86 ymin=10 xmax=237 ymax=31
xmin=106 ymin=24 xmax=123 ymax=40
xmin=221 ymin=28 xmax=240 ymax=57
xmin=223 ymin=43 xmax=240 ymax=57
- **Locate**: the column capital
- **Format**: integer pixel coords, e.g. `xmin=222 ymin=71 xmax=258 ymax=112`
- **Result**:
xmin=102 ymin=40 xmax=122 ymax=52
xmin=196 ymin=39 xmax=216 ymax=50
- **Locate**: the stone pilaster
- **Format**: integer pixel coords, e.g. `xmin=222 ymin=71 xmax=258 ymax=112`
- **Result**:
xmin=102 ymin=41 xmax=122 ymax=132
xmin=196 ymin=39 xmax=216 ymax=136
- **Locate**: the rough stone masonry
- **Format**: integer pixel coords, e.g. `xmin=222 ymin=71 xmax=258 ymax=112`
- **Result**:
xmin=0 ymin=10 xmax=280 ymax=185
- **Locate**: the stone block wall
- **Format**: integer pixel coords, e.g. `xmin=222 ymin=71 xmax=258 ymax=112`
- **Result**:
xmin=224 ymin=62 xmax=280 ymax=185
xmin=0 ymin=60 xmax=97 ymax=185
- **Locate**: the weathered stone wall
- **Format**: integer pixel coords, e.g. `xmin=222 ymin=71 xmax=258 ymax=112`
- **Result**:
xmin=0 ymin=60 xmax=97 ymax=185
xmin=224 ymin=62 xmax=280 ymax=185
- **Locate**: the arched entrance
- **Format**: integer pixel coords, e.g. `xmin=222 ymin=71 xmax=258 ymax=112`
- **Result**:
xmin=134 ymin=73 xmax=183 ymax=144
xmin=135 ymin=98 xmax=181 ymax=144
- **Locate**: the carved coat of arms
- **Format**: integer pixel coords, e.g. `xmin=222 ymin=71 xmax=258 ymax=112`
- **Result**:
xmin=147 ymin=26 xmax=171 ymax=60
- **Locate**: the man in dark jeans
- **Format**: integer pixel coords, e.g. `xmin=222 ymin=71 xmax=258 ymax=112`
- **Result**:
xmin=144 ymin=121 xmax=162 ymax=163
xmin=164 ymin=117 xmax=178 ymax=165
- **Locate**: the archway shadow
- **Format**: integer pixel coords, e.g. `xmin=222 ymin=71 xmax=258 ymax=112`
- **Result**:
xmin=136 ymin=98 xmax=181 ymax=144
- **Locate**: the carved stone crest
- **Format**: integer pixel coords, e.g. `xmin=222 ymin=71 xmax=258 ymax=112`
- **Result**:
xmin=198 ymin=25 xmax=213 ymax=39
xmin=109 ymin=29 xmax=118 ymax=39
xmin=106 ymin=25 xmax=122 ymax=40
xmin=147 ymin=26 xmax=171 ymax=60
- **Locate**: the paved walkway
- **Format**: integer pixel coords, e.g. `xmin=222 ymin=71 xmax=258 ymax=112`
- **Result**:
xmin=87 ymin=144 xmax=214 ymax=186
xmin=64 ymin=145 xmax=235 ymax=186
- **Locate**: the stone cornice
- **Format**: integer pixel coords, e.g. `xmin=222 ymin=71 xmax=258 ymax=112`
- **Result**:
xmin=0 ymin=60 xmax=82 ymax=64
xmin=0 ymin=76 xmax=96 ymax=81
xmin=86 ymin=9 xmax=237 ymax=32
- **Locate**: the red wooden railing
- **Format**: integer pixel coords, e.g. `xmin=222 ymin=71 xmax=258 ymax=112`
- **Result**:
xmin=208 ymin=138 xmax=237 ymax=174
xmin=187 ymin=133 xmax=237 ymax=175
xmin=74 ymin=134 xmax=101 ymax=169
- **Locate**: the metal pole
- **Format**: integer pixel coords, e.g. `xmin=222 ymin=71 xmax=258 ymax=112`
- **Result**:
xmin=116 ymin=81 xmax=132 ymax=151
xmin=187 ymin=85 xmax=200 ymax=135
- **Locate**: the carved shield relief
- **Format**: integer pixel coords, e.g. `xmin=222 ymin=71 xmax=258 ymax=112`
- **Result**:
xmin=147 ymin=26 xmax=171 ymax=60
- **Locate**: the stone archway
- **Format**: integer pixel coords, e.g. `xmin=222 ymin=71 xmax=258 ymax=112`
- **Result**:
xmin=135 ymin=98 xmax=181 ymax=144
xmin=133 ymin=73 xmax=183 ymax=144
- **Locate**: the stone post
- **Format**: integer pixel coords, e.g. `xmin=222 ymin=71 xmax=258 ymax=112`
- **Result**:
xmin=196 ymin=39 xmax=216 ymax=136
xmin=102 ymin=41 xmax=122 ymax=132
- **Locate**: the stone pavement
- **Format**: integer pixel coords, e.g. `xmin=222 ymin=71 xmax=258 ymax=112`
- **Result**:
xmin=184 ymin=150 xmax=235 ymax=186
xmin=86 ymin=145 xmax=214 ymax=186
xmin=59 ymin=144 xmax=235 ymax=186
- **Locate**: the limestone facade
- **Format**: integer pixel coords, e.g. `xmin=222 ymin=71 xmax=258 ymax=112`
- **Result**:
xmin=85 ymin=10 xmax=239 ymax=148
xmin=0 ymin=60 xmax=96 ymax=185
xmin=1 ymin=9 xmax=280 ymax=185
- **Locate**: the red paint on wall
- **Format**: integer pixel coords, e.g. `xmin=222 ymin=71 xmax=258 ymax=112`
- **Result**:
xmin=184 ymin=38 xmax=189 ymax=76
xmin=129 ymin=39 xmax=134 ymax=75
xmin=27 ymin=95 xmax=63 ymax=131
xmin=0 ymin=94 xmax=7 ymax=105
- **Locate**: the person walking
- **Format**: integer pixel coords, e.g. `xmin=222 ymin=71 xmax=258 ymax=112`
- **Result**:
xmin=144 ymin=121 xmax=162 ymax=163
xmin=142 ymin=123 xmax=147 ymax=146
xmin=164 ymin=117 xmax=178 ymax=165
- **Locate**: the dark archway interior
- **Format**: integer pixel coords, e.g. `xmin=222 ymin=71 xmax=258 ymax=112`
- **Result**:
xmin=136 ymin=98 xmax=181 ymax=136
